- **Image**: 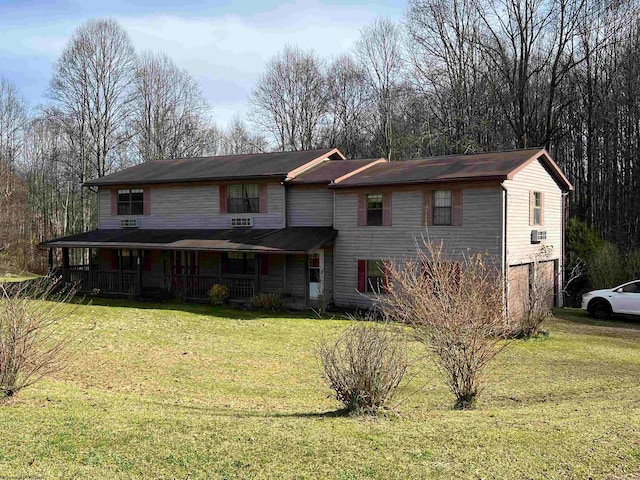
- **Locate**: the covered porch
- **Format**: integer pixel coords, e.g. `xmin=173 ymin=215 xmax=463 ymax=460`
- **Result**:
xmin=41 ymin=227 xmax=335 ymax=307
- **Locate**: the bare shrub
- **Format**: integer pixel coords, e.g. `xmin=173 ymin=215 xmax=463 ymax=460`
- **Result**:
xmin=208 ymin=284 xmax=229 ymax=306
xmin=317 ymin=321 xmax=407 ymax=415
xmin=250 ymin=293 xmax=286 ymax=312
xmin=0 ymin=276 xmax=79 ymax=399
xmin=378 ymin=240 xmax=510 ymax=410
xmin=510 ymin=247 xmax=555 ymax=338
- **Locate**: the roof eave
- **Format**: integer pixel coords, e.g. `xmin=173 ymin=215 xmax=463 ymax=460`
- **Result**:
xmin=329 ymin=175 xmax=508 ymax=189
xmin=84 ymin=173 xmax=289 ymax=188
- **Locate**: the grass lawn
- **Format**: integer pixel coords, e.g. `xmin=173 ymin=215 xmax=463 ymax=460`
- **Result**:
xmin=0 ymin=265 xmax=41 ymax=282
xmin=0 ymin=301 xmax=639 ymax=479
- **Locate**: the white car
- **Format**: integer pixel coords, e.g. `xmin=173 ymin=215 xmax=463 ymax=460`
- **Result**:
xmin=581 ymin=280 xmax=640 ymax=319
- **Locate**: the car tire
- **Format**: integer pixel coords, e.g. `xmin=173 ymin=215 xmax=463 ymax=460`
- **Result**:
xmin=591 ymin=300 xmax=612 ymax=320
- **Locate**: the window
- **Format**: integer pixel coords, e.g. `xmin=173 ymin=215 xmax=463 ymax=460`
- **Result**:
xmin=119 ymin=249 xmax=139 ymax=271
xmin=117 ymin=189 xmax=144 ymax=216
xmin=366 ymin=194 xmax=383 ymax=226
xmin=621 ymin=282 xmax=640 ymax=293
xmin=309 ymin=253 xmax=321 ymax=283
xmin=532 ymin=192 xmax=543 ymax=225
xmin=433 ymin=190 xmax=452 ymax=225
xmin=227 ymin=184 xmax=259 ymax=213
xmin=366 ymin=260 xmax=385 ymax=293
xmin=226 ymin=252 xmax=256 ymax=275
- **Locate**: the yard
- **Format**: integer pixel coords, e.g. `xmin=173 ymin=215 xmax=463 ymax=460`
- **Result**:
xmin=0 ymin=300 xmax=639 ymax=479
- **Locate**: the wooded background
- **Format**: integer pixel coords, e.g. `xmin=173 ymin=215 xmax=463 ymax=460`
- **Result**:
xmin=1 ymin=0 xmax=638 ymax=272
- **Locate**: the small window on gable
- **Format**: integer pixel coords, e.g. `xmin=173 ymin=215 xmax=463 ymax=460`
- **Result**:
xmin=433 ymin=190 xmax=452 ymax=225
xmin=117 ymin=189 xmax=144 ymax=216
xmin=227 ymin=184 xmax=259 ymax=214
xmin=366 ymin=194 xmax=383 ymax=226
xmin=531 ymin=192 xmax=543 ymax=225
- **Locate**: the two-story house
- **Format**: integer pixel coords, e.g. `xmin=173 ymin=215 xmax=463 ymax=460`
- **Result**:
xmin=41 ymin=147 xmax=572 ymax=312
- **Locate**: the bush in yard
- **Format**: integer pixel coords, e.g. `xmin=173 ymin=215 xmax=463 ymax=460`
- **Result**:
xmin=378 ymin=239 xmax=511 ymax=410
xmin=208 ymin=284 xmax=230 ymax=305
xmin=317 ymin=321 xmax=407 ymax=415
xmin=0 ymin=276 xmax=79 ymax=399
xmin=250 ymin=293 xmax=285 ymax=312
xmin=511 ymin=247 xmax=555 ymax=338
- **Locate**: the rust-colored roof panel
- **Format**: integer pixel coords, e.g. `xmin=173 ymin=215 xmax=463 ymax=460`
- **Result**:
xmin=289 ymin=159 xmax=383 ymax=184
xmin=40 ymin=227 xmax=336 ymax=254
xmin=85 ymin=148 xmax=342 ymax=186
xmin=332 ymin=148 xmax=551 ymax=188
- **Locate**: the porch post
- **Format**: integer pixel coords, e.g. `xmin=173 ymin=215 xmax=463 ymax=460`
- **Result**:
xmin=48 ymin=248 xmax=53 ymax=273
xmin=62 ymin=247 xmax=70 ymax=284
xmin=304 ymin=254 xmax=309 ymax=307
xmin=137 ymin=250 xmax=143 ymax=296
xmin=254 ymin=254 xmax=260 ymax=296
xmin=88 ymin=248 xmax=93 ymax=291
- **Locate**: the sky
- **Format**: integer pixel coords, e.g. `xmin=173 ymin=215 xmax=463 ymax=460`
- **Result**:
xmin=0 ymin=0 xmax=405 ymax=128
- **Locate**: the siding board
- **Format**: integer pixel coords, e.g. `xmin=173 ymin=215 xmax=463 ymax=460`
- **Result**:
xmin=333 ymin=188 xmax=504 ymax=308
xmin=99 ymin=183 xmax=285 ymax=229
xmin=287 ymin=186 xmax=333 ymax=226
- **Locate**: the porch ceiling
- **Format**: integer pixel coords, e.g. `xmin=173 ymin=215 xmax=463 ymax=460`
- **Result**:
xmin=40 ymin=227 xmax=336 ymax=254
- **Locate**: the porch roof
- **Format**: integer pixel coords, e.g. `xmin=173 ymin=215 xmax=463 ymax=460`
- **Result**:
xmin=40 ymin=227 xmax=336 ymax=254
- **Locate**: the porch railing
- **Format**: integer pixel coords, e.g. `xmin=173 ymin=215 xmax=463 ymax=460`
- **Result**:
xmin=166 ymin=274 xmax=255 ymax=300
xmin=62 ymin=269 xmax=139 ymax=295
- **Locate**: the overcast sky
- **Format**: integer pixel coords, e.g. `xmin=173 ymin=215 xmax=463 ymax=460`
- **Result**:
xmin=0 ymin=0 xmax=405 ymax=128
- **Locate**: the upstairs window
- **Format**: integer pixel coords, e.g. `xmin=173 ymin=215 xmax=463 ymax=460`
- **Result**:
xmin=366 ymin=194 xmax=383 ymax=226
xmin=433 ymin=190 xmax=452 ymax=225
xmin=531 ymin=192 xmax=543 ymax=225
xmin=359 ymin=192 xmax=391 ymax=226
xmin=227 ymin=184 xmax=259 ymax=213
xmin=118 ymin=189 xmax=144 ymax=215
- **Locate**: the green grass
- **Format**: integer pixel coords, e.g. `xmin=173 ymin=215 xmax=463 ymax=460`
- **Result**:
xmin=0 ymin=301 xmax=639 ymax=479
xmin=0 ymin=265 xmax=41 ymax=282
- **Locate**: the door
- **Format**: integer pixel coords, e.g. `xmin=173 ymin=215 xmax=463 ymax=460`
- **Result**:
xmin=612 ymin=281 xmax=640 ymax=314
xmin=309 ymin=250 xmax=324 ymax=300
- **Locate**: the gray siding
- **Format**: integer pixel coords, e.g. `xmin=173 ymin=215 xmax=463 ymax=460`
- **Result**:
xmin=503 ymin=159 xmax=563 ymax=265
xmin=287 ymin=186 xmax=334 ymax=226
xmin=261 ymin=254 xmax=286 ymax=294
xmin=333 ymin=188 xmax=504 ymax=308
xmin=99 ymin=183 xmax=285 ymax=230
xmin=503 ymin=158 xmax=564 ymax=307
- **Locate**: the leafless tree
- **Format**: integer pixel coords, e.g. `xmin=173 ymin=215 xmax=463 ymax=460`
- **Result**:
xmin=0 ymin=277 xmax=80 ymax=399
xmin=250 ymin=45 xmax=328 ymax=151
xmin=48 ymin=18 xmax=136 ymax=231
xmin=222 ymin=115 xmax=268 ymax=155
xmin=378 ymin=239 xmax=511 ymax=409
xmin=133 ymin=51 xmax=213 ymax=161
xmin=355 ymin=18 xmax=405 ymax=159
xmin=0 ymin=77 xmax=27 ymax=168
xmin=324 ymin=55 xmax=371 ymax=158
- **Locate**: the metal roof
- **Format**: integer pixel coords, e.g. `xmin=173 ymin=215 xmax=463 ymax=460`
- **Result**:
xmin=85 ymin=148 xmax=344 ymax=187
xmin=40 ymin=227 xmax=336 ymax=254
xmin=331 ymin=148 xmax=573 ymax=191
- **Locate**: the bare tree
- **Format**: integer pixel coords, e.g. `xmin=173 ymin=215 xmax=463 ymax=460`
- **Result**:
xmin=378 ymin=239 xmax=511 ymax=409
xmin=0 ymin=77 xmax=27 ymax=168
xmin=0 ymin=277 xmax=80 ymax=399
xmin=133 ymin=51 xmax=214 ymax=161
xmin=48 ymin=18 xmax=136 ymax=231
xmin=324 ymin=55 xmax=371 ymax=158
xmin=222 ymin=115 xmax=268 ymax=155
xmin=250 ymin=45 xmax=328 ymax=151
xmin=355 ymin=18 xmax=405 ymax=159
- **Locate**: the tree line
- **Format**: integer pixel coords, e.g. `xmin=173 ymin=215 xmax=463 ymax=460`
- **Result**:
xmin=1 ymin=1 xmax=639 ymax=272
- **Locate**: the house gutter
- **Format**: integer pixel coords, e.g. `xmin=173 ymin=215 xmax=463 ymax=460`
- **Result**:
xmin=500 ymin=183 xmax=508 ymax=312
